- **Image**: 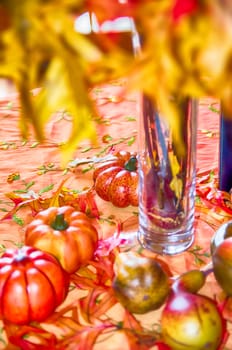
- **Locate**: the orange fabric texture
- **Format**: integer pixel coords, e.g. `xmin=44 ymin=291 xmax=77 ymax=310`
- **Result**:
xmin=0 ymin=82 xmax=231 ymax=348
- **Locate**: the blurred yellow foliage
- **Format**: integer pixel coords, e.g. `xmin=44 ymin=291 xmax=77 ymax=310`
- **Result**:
xmin=1 ymin=0 xmax=232 ymax=162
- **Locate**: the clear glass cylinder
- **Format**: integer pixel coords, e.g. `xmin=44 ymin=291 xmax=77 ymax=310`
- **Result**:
xmin=137 ymin=95 xmax=198 ymax=255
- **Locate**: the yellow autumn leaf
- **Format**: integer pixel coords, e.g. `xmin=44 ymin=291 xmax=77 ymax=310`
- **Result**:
xmin=170 ymin=176 xmax=183 ymax=201
xmin=2 ymin=0 xmax=232 ymax=159
xmin=168 ymin=151 xmax=180 ymax=178
xmin=168 ymin=149 xmax=183 ymax=200
xmin=34 ymin=57 xmax=97 ymax=165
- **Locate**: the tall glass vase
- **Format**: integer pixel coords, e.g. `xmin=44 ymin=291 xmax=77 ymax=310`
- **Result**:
xmin=137 ymin=95 xmax=198 ymax=255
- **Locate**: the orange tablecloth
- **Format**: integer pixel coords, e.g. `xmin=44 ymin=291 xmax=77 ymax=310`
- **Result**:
xmin=0 ymin=82 xmax=230 ymax=349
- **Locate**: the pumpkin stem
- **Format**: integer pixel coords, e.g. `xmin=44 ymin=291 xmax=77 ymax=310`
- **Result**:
xmin=124 ymin=156 xmax=137 ymax=172
xmin=51 ymin=213 xmax=69 ymax=230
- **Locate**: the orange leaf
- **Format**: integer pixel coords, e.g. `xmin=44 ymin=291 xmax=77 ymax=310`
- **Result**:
xmin=57 ymin=322 xmax=115 ymax=350
xmin=1 ymin=179 xmax=100 ymax=220
xmin=78 ymin=288 xmax=117 ymax=323
xmin=5 ymin=323 xmax=57 ymax=350
xmin=49 ymin=177 xmax=70 ymax=208
xmin=122 ymin=311 xmax=159 ymax=350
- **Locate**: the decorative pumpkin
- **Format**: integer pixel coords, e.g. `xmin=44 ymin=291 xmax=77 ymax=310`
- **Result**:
xmin=25 ymin=206 xmax=98 ymax=274
xmin=93 ymin=150 xmax=139 ymax=208
xmin=0 ymin=246 xmax=69 ymax=325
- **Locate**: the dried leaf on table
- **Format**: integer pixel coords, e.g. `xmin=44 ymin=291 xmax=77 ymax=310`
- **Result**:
xmin=122 ymin=310 xmax=159 ymax=350
xmin=0 ymin=179 xmax=100 ymax=220
xmin=196 ymin=171 xmax=232 ymax=217
xmin=4 ymin=322 xmax=57 ymax=350
xmin=78 ymin=288 xmax=117 ymax=324
xmin=57 ymin=323 xmax=112 ymax=350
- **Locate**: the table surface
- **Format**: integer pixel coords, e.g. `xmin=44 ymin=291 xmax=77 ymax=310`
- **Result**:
xmin=0 ymin=80 xmax=231 ymax=349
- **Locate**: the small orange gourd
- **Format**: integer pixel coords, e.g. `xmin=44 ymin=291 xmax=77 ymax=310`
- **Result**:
xmin=25 ymin=206 xmax=98 ymax=274
xmin=93 ymin=151 xmax=139 ymax=208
